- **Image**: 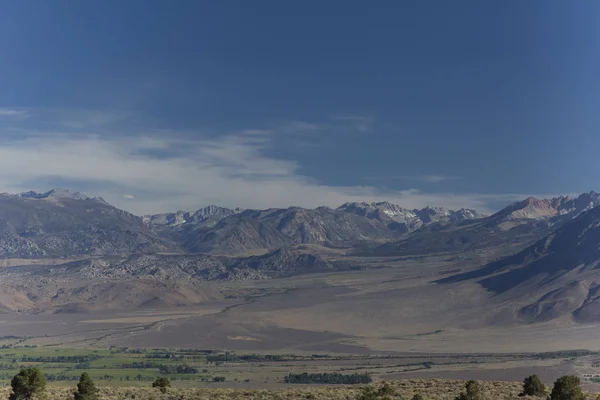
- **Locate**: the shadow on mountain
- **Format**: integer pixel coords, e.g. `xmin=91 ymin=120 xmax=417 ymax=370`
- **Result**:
xmin=437 ymin=206 xmax=600 ymax=294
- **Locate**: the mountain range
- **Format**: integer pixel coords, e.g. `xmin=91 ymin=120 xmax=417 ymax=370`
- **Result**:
xmin=1 ymin=188 xmax=599 ymax=259
xmin=3 ymin=188 xmax=600 ymax=327
xmin=143 ymin=201 xmax=485 ymax=255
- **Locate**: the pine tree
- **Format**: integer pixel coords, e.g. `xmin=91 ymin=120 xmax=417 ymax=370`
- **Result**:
xmin=74 ymin=373 xmax=99 ymax=400
xmin=522 ymin=374 xmax=546 ymax=396
xmin=9 ymin=367 xmax=47 ymax=400
xmin=549 ymin=376 xmax=584 ymax=400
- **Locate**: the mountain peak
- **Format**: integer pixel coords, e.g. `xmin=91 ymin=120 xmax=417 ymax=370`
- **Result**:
xmin=143 ymin=205 xmax=243 ymax=228
xmin=17 ymin=188 xmax=91 ymax=201
xmin=491 ymin=192 xmax=600 ymax=222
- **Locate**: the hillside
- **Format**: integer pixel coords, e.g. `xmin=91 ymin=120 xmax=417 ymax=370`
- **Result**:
xmin=0 ymin=189 xmax=174 ymax=258
xmin=149 ymin=203 xmax=484 ymax=255
xmin=178 ymin=207 xmax=400 ymax=254
xmin=0 ymin=246 xmax=356 ymax=311
xmin=366 ymin=192 xmax=600 ymax=257
xmin=438 ymin=204 xmax=600 ymax=323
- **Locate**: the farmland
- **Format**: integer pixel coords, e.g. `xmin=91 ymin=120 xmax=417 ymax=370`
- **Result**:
xmin=0 ymin=340 xmax=596 ymax=390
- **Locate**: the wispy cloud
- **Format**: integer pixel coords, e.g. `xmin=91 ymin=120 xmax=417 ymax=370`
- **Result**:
xmin=333 ymin=115 xmax=374 ymax=134
xmin=365 ymin=174 xmax=461 ymax=183
xmin=419 ymin=175 xmax=461 ymax=183
xmin=279 ymin=121 xmax=321 ymax=136
xmin=0 ymin=108 xmax=27 ymax=117
xmin=276 ymin=116 xmax=374 ymax=144
xmin=333 ymin=116 xmax=374 ymax=123
xmin=0 ymin=108 xmax=547 ymax=215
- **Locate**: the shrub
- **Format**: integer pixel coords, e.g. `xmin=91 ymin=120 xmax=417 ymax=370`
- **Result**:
xmin=356 ymin=383 xmax=396 ymax=400
xmin=455 ymin=380 xmax=483 ymax=400
xmin=152 ymin=377 xmax=171 ymax=394
xmin=548 ymin=375 xmax=584 ymax=400
xmin=412 ymin=395 xmax=425 ymax=400
xmin=9 ymin=367 xmax=47 ymax=400
xmin=522 ymin=374 xmax=545 ymax=396
xmin=379 ymin=382 xmax=394 ymax=396
xmin=74 ymin=373 xmax=99 ymax=400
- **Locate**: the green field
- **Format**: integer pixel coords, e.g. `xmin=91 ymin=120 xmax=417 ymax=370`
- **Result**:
xmin=0 ymin=343 xmax=357 ymax=388
xmin=0 ymin=346 xmax=224 ymax=387
xmin=1 ymin=339 xmax=598 ymax=394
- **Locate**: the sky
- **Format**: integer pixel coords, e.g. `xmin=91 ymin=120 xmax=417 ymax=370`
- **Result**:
xmin=0 ymin=1 xmax=599 ymax=215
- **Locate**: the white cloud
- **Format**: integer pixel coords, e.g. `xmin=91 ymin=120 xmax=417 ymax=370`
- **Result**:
xmin=0 ymin=108 xmax=552 ymax=215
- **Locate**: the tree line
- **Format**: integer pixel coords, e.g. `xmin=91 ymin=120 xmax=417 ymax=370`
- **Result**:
xmin=17 ymin=355 xmax=101 ymax=363
xmin=2 ymin=366 xmax=589 ymax=400
xmin=7 ymin=367 xmax=174 ymax=400
xmin=284 ymin=372 xmax=372 ymax=384
xmin=205 ymin=353 xmax=283 ymax=363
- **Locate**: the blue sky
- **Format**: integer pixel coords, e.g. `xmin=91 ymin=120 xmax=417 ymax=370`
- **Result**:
xmin=0 ymin=1 xmax=599 ymax=214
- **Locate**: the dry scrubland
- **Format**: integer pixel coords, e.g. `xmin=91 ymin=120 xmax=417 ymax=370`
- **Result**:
xmin=0 ymin=379 xmax=597 ymax=400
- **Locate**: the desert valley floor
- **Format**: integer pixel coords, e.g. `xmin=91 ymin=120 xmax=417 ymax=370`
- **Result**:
xmin=4 ymin=251 xmax=600 ymax=354
xmin=4 ymin=251 xmax=600 ymax=390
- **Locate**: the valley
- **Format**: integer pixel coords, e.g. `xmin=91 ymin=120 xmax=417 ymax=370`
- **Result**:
xmin=3 ymin=251 xmax=600 ymax=355
xmin=3 ymin=189 xmax=600 ymax=391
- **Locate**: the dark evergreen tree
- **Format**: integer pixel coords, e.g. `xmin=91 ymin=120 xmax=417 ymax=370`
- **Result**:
xmin=9 ymin=367 xmax=47 ymax=400
xmin=548 ymin=376 xmax=584 ymax=400
xmin=74 ymin=373 xmax=99 ymax=400
xmin=522 ymin=374 xmax=546 ymax=396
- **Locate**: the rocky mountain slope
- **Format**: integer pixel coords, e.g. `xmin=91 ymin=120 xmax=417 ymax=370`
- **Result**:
xmin=0 ymin=189 xmax=173 ymax=258
xmin=336 ymin=201 xmax=482 ymax=233
xmin=179 ymin=206 xmax=403 ymax=254
xmin=146 ymin=203 xmax=484 ymax=255
xmin=143 ymin=205 xmax=243 ymax=228
xmin=366 ymin=192 xmax=600 ymax=258
xmin=0 ymin=248 xmax=342 ymax=283
xmin=437 ymin=203 xmax=600 ymax=323
xmin=0 ymin=246 xmax=355 ymax=311
xmin=487 ymin=192 xmax=600 ymax=223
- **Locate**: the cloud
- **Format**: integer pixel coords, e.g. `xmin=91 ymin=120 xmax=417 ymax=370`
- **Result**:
xmin=0 ymin=108 xmax=550 ymax=215
xmin=333 ymin=116 xmax=374 ymax=123
xmin=333 ymin=115 xmax=374 ymax=134
xmin=279 ymin=121 xmax=321 ymax=136
xmin=275 ymin=117 xmax=373 ymax=145
xmin=0 ymin=108 xmax=27 ymax=117
xmin=364 ymin=174 xmax=461 ymax=183
xmin=419 ymin=175 xmax=461 ymax=183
